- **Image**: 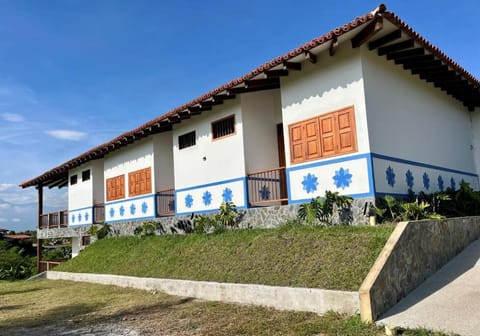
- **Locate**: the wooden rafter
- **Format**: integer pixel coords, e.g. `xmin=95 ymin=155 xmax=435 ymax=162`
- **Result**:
xmin=283 ymin=62 xmax=301 ymax=71
xmin=329 ymin=36 xmax=339 ymax=56
xmin=386 ymin=48 xmax=424 ymax=61
xmin=410 ymin=64 xmax=448 ymax=75
xmin=229 ymin=83 xmax=280 ymax=94
xmin=351 ymin=16 xmax=383 ymax=48
xmin=377 ymin=39 xmax=414 ymax=56
xmin=245 ymin=78 xmax=280 ymax=88
xmin=214 ymin=94 xmax=236 ymax=101
xmin=265 ymin=69 xmax=289 ymax=78
xmin=394 ymin=54 xmax=434 ymax=65
xmin=304 ymin=51 xmax=317 ymax=63
xmin=403 ymin=58 xmax=441 ymax=70
xmin=369 ymin=29 xmax=402 ymax=50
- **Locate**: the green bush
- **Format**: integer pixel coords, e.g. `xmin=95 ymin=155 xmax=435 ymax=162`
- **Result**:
xmin=87 ymin=223 xmax=111 ymax=239
xmin=297 ymin=190 xmax=353 ymax=225
xmin=0 ymin=247 xmax=36 ymax=280
xmin=193 ymin=201 xmax=240 ymax=234
xmin=134 ymin=220 xmax=159 ymax=237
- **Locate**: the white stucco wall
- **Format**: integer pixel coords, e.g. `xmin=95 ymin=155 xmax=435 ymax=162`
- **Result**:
xmin=470 ymin=108 xmax=480 ymax=177
xmin=280 ymin=46 xmax=373 ymax=201
xmin=68 ymin=163 xmax=93 ymax=210
xmin=103 ymin=138 xmax=157 ymax=222
xmin=362 ymin=47 xmax=479 ymax=193
xmin=242 ymin=90 xmax=281 ymax=173
xmin=153 ymin=132 xmax=174 ymax=191
xmin=173 ymin=99 xmax=247 ymax=214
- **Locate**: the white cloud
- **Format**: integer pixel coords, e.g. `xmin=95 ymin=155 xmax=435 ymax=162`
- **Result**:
xmin=0 ymin=203 xmax=10 ymax=209
xmin=46 ymin=129 xmax=87 ymax=141
xmin=0 ymin=218 xmax=6 ymax=222
xmin=1 ymin=113 xmax=24 ymax=122
xmin=12 ymin=218 xmax=20 ymax=222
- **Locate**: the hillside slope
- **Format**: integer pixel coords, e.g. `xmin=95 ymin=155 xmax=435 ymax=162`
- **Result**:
xmin=58 ymin=225 xmax=394 ymax=291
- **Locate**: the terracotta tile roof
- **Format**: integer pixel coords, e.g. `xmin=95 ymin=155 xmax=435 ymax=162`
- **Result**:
xmin=19 ymin=4 xmax=480 ymax=188
xmin=2 ymin=234 xmax=32 ymax=240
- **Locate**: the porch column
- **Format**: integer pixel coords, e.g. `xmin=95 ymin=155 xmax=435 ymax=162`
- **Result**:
xmin=37 ymin=182 xmax=43 ymax=272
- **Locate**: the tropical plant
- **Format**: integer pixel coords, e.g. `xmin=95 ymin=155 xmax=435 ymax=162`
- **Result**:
xmin=87 ymin=223 xmax=111 ymax=240
xmin=193 ymin=202 xmax=239 ymax=234
xmin=297 ymin=190 xmax=353 ymax=225
xmin=134 ymin=220 xmax=159 ymax=237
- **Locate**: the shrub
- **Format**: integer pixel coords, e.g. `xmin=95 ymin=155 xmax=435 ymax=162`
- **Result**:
xmin=297 ymin=190 xmax=353 ymax=225
xmin=193 ymin=201 xmax=240 ymax=234
xmin=134 ymin=220 xmax=159 ymax=237
xmin=87 ymin=223 xmax=111 ymax=239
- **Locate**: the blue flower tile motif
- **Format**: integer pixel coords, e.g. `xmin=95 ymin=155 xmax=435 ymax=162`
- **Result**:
xmin=332 ymin=168 xmax=352 ymax=190
xmin=185 ymin=194 xmax=193 ymax=208
xmin=168 ymin=200 xmax=175 ymax=212
xmin=422 ymin=172 xmax=430 ymax=190
xmin=78 ymin=213 xmax=82 ymax=222
xmin=405 ymin=170 xmax=414 ymax=189
xmin=85 ymin=212 xmax=89 ymax=222
xmin=259 ymin=185 xmax=270 ymax=200
xmin=302 ymin=173 xmax=319 ymax=193
xmin=385 ymin=166 xmax=395 ymax=187
xmin=141 ymin=201 xmax=148 ymax=214
xmin=222 ymin=188 xmax=233 ymax=203
xmin=119 ymin=206 xmax=125 ymax=217
xmin=450 ymin=177 xmax=456 ymax=190
xmin=109 ymin=208 xmax=115 ymax=218
xmin=71 ymin=214 xmax=75 ymax=223
xmin=202 ymin=191 xmax=212 ymax=206
xmin=130 ymin=203 xmax=136 ymax=215
xmin=438 ymin=175 xmax=444 ymax=191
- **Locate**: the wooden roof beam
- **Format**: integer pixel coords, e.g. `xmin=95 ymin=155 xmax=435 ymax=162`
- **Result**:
xmin=403 ymin=58 xmax=441 ymax=70
xmin=351 ymin=16 xmax=383 ymax=48
xmin=395 ymin=54 xmax=434 ymax=65
xmin=229 ymin=83 xmax=280 ymax=94
xmin=264 ymin=69 xmax=289 ymax=78
xmin=377 ymin=39 xmax=414 ymax=56
xmin=369 ymin=29 xmax=402 ymax=50
xmin=214 ymin=94 xmax=236 ymax=101
xmin=410 ymin=64 xmax=448 ymax=75
xmin=329 ymin=36 xmax=339 ymax=56
xmin=304 ymin=51 xmax=317 ymax=63
xmin=387 ymin=48 xmax=424 ymax=61
xmin=245 ymin=78 xmax=280 ymax=88
xmin=283 ymin=62 xmax=301 ymax=71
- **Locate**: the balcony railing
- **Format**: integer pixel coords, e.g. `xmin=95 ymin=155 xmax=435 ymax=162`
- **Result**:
xmin=247 ymin=167 xmax=288 ymax=206
xmin=156 ymin=188 xmax=175 ymax=216
xmin=38 ymin=261 xmax=62 ymax=273
xmin=93 ymin=204 xmax=105 ymax=223
xmin=39 ymin=204 xmax=105 ymax=229
xmin=39 ymin=210 xmax=68 ymax=229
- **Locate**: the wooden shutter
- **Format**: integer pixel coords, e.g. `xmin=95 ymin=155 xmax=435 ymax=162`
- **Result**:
xmin=319 ymin=114 xmax=336 ymax=157
xmin=336 ymin=107 xmax=356 ymax=154
xmin=288 ymin=106 xmax=357 ymax=164
xmin=106 ymin=175 xmax=125 ymax=201
xmin=128 ymin=167 xmax=152 ymax=197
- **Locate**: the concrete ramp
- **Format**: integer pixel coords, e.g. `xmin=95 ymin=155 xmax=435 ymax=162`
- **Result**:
xmin=378 ymin=239 xmax=480 ymax=336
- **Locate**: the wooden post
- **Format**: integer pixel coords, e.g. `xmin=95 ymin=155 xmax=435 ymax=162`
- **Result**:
xmin=37 ymin=183 xmax=43 ymax=272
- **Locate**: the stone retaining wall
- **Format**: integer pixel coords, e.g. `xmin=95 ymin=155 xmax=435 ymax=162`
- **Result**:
xmin=47 ymin=271 xmax=359 ymax=315
xmin=359 ymin=216 xmax=480 ymax=322
xmin=38 ymin=198 xmax=372 ymax=240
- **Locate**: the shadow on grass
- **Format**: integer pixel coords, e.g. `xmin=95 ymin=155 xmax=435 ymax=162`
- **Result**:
xmin=0 ymin=304 xmax=26 ymax=311
xmin=0 ymin=286 xmax=50 ymax=296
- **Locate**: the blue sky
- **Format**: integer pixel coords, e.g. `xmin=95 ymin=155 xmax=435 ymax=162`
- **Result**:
xmin=0 ymin=0 xmax=479 ymax=231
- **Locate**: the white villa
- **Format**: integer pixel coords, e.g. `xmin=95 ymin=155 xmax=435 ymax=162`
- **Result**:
xmin=20 ymin=5 xmax=480 ymax=269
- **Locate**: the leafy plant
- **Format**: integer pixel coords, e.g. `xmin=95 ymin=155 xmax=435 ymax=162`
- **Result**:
xmin=193 ymin=202 xmax=239 ymax=234
xmin=87 ymin=223 xmax=111 ymax=240
xmin=297 ymin=190 xmax=353 ymax=225
xmin=134 ymin=220 xmax=158 ymax=237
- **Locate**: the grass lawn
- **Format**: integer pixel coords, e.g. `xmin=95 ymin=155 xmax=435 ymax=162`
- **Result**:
xmin=0 ymin=280 xmax=456 ymax=336
xmin=58 ymin=224 xmax=394 ymax=291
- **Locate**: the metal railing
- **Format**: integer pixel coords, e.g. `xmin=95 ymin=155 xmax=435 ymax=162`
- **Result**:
xmin=247 ymin=167 xmax=288 ymax=206
xmin=38 ymin=261 xmax=62 ymax=273
xmin=156 ymin=188 xmax=175 ymax=216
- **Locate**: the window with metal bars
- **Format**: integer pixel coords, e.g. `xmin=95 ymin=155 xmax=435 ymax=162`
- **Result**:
xmin=212 ymin=115 xmax=235 ymax=140
xmin=178 ymin=131 xmax=196 ymax=149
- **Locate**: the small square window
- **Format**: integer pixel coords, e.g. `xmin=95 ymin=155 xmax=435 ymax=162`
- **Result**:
xmin=179 ymin=131 xmax=196 ymax=149
xmin=212 ymin=115 xmax=235 ymax=140
xmin=70 ymin=175 xmax=77 ymax=185
xmin=82 ymin=170 xmax=90 ymax=182
xmin=81 ymin=236 xmax=91 ymax=246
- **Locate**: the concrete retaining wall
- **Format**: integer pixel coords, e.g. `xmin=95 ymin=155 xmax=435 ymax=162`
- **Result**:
xmin=46 ymin=271 xmax=359 ymax=315
xmin=359 ymin=216 xmax=480 ymax=322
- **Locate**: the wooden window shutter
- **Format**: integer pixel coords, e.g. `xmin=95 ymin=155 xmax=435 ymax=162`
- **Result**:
xmin=106 ymin=175 xmax=125 ymax=201
xmin=304 ymin=119 xmax=321 ymax=160
xmin=128 ymin=167 xmax=152 ymax=197
xmin=319 ymin=114 xmax=336 ymax=157
xmin=289 ymin=123 xmax=305 ymax=163
xmin=336 ymin=107 xmax=357 ymax=154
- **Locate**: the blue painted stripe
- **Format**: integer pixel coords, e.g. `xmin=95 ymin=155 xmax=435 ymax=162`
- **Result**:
xmin=69 ymin=206 xmax=94 ymax=212
xmin=175 ymin=176 xmax=246 ymax=193
xmin=288 ymin=192 xmax=375 ymax=205
xmin=105 ymin=215 xmax=157 ymax=224
xmin=176 ymin=204 xmax=248 ymax=216
xmin=286 ymin=153 xmax=371 ymax=173
xmin=105 ymin=194 xmax=156 ymax=206
xmin=371 ymin=153 xmax=478 ymax=177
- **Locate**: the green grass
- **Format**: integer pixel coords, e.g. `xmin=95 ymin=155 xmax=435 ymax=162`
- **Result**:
xmin=58 ymin=224 xmax=394 ymax=290
xmin=0 ymin=280 xmax=456 ymax=336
